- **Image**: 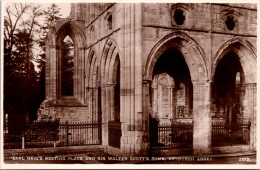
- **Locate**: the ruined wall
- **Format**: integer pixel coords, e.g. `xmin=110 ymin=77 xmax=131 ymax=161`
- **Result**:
xmin=42 ymin=3 xmax=257 ymax=155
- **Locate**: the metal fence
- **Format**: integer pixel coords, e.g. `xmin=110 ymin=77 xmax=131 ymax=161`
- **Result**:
xmin=212 ymin=122 xmax=251 ymax=147
xmin=150 ymin=122 xmax=193 ymax=150
xmin=4 ymin=121 xmax=101 ymax=149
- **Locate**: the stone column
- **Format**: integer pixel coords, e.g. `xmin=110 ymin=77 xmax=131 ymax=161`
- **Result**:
xmin=78 ymin=47 xmax=85 ymax=102
xmin=45 ymin=44 xmax=50 ymax=99
xmin=141 ymin=79 xmax=152 ymax=155
xmin=151 ymin=85 xmax=158 ymax=118
xmin=101 ymin=85 xmax=108 ymax=146
xmin=93 ymin=87 xmax=98 ymax=143
xmin=49 ymin=45 xmax=58 ymax=99
xmin=92 ymin=87 xmax=98 ymax=122
xmin=134 ymin=3 xmax=144 ymax=155
xmin=244 ymin=83 xmax=256 ymax=151
xmin=168 ymin=86 xmax=174 ymax=120
xmin=107 ymin=83 xmax=116 ymax=121
xmin=193 ymin=82 xmax=212 ymax=154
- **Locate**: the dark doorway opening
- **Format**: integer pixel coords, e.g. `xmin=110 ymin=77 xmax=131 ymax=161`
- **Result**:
xmin=211 ymin=52 xmax=250 ymax=147
xmin=150 ymin=48 xmax=193 ymax=150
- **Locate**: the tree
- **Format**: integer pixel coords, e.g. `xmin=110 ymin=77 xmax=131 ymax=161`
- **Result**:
xmin=41 ymin=4 xmax=61 ymax=38
xmin=4 ymin=3 xmax=43 ymax=123
xmin=4 ymin=3 xmax=63 ymax=124
xmin=37 ymin=3 xmax=62 ymax=105
xmin=38 ymin=3 xmax=61 ymax=60
xmin=4 ymin=3 xmax=30 ymax=59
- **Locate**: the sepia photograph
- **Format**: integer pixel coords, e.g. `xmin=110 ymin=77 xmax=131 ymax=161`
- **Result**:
xmin=0 ymin=1 xmax=258 ymax=169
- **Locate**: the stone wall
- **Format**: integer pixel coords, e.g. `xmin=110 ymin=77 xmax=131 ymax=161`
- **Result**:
xmin=42 ymin=3 xmax=257 ymax=156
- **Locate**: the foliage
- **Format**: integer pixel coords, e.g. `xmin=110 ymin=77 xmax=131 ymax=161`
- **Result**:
xmin=61 ymin=36 xmax=74 ymax=96
xmin=3 ymin=3 xmax=62 ymax=123
xmin=38 ymin=3 xmax=61 ymax=61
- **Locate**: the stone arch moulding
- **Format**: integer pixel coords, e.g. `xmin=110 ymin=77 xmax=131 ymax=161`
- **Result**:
xmin=86 ymin=48 xmax=99 ymax=89
xmin=212 ymin=37 xmax=256 ymax=84
xmin=99 ymin=38 xmax=121 ymax=85
xmin=46 ymin=19 xmax=86 ymax=101
xmin=55 ymin=20 xmax=86 ymax=49
xmin=144 ymin=31 xmax=208 ymax=84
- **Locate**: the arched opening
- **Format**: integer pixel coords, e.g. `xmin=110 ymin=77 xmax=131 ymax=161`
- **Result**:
xmin=150 ymin=48 xmax=193 ymax=149
xmin=212 ymin=52 xmax=244 ymax=124
xmin=99 ymin=40 xmax=121 ymax=149
xmin=61 ymin=35 xmax=74 ymax=96
xmin=108 ymin=54 xmax=121 ymax=148
xmin=211 ymin=52 xmax=250 ymax=146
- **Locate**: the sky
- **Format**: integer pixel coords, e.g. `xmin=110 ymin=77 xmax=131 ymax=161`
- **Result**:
xmin=39 ymin=3 xmax=71 ymax=18
xmin=2 ymin=2 xmax=72 ymax=71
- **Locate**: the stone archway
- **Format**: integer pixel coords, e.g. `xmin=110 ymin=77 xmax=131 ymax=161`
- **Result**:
xmin=212 ymin=37 xmax=256 ymax=150
xmin=143 ymin=31 xmax=210 ymax=154
xmin=99 ymin=39 xmax=121 ymax=148
xmin=144 ymin=31 xmax=207 ymax=83
xmin=85 ymin=49 xmax=100 ymax=123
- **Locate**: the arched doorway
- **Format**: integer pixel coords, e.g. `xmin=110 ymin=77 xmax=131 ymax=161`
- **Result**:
xmin=99 ymin=39 xmax=121 ymax=149
xmin=150 ymin=48 xmax=193 ymax=149
xmin=211 ymin=39 xmax=256 ymax=148
xmin=144 ymin=32 xmax=209 ymax=154
xmin=212 ymin=52 xmax=244 ymax=125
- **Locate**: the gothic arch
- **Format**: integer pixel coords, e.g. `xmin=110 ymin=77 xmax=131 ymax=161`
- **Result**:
xmin=85 ymin=48 xmax=100 ymax=122
xmin=45 ymin=19 xmax=86 ymax=101
xmin=211 ymin=37 xmax=256 ymax=149
xmin=47 ymin=19 xmax=86 ymax=49
xmin=98 ymin=38 xmax=121 ymax=147
xmin=86 ymin=49 xmax=99 ymax=88
xmin=212 ymin=37 xmax=256 ymax=83
xmin=144 ymin=31 xmax=208 ymax=84
xmin=100 ymin=38 xmax=121 ymax=84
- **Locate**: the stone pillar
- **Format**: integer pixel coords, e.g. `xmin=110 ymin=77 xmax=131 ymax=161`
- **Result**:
xmin=133 ymin=3 xmax=144 ymax=155
xmin=107 ymin=84 xmax=116 ymax=121
xmin=45 ymin=43 xmax=50 ymax=99
xmin=141 ymin=79 xmax=152 ymax=154
xmin=49 ymin=45 xmax=58 ymax=99
xmin=244 ymin=83 xmax=256 ymax=151
xmin=193 ymin=82 xmax=212 ymax=154
xmin=89 ymin=87 xmax=93 ymax=121
xmin=101 ymin=85 xmax=108 ymax=146
xmin=151 ymin=85 xmax=158 ymax=118
xmin=91 ymin=87 xmax=99 ymax=122
xmin=78 ymin=47 xmax=85 ymax=103
xmin=169 ymin=86 xmax=174 ymax=120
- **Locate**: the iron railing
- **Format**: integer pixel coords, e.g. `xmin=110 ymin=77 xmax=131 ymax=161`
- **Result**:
xmin=150 ymin=122 xmax=193 ymax=149
xmin=4 ymin=121 xmax=101 ymax=149
xmin=212 ymin=122 xmax=251 ymax=147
